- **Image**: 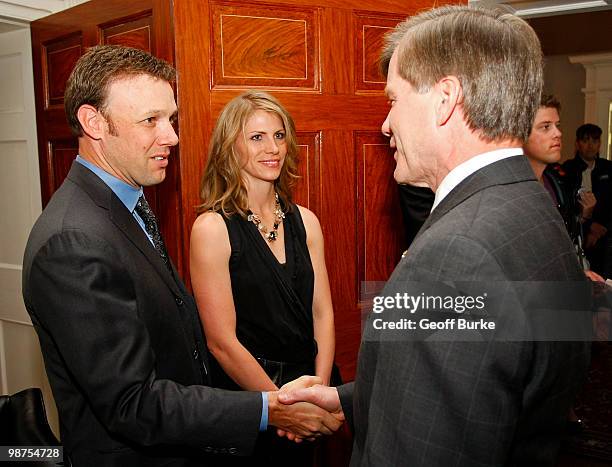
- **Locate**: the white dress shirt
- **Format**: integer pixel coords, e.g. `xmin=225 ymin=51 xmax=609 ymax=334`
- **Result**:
xmin=431 ymin=147 xmax=524 ymax=212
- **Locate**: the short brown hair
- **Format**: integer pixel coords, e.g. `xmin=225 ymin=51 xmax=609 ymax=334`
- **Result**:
xmin=64 ymin=45 xmax=176 ymax=136
xmin=540 ymin=94 xmax=561 ymax=113
xmin=380 ymin=5 xmax=543 ymax=143
xmin=197 ymin=91 xmax=299 ymax=217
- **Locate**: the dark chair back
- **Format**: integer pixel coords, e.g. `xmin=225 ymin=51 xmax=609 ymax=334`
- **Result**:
xmin=0 ymin=388 xmax=70 ymax=466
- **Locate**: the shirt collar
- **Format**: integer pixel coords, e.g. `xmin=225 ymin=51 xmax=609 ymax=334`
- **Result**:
xmin=76 ymin=155 xmax=143 ymax=212
xmin=431 ymin=147 xmax=523 ymax=212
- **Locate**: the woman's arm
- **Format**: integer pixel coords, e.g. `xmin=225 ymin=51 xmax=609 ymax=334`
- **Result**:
xmin=297 ymin=206 xmax=335 ymax=385
xmin=190 ymin=212 xmax=278 ymax=391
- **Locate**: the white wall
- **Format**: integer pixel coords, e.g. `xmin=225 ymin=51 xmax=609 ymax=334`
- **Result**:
xmin=570 ymin=52 xmax=612 ymax=161
xmin=0 ymin=0 xmax=89 ymax=437
xmin=543 ymin=54 xmax=586 ymax=163
xmin=0 ymin=25 xmax=59 ymax=434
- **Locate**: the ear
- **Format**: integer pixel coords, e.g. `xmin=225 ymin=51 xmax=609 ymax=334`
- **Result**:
xmin=76 ymin=104 xmax=105 ymax=140
xmin=434 ymin=76 xmax=462 ymax=126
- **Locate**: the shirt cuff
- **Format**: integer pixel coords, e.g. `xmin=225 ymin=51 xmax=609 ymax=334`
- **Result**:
xmin=259 ymin=392 xmax=269 ymax=431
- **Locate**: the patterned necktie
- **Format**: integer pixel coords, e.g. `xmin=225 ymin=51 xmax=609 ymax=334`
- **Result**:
xmin=135 ymin=195 xmax=170 ymax=269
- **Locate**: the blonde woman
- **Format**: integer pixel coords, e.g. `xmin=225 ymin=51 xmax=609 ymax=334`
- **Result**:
xmin=190 ymin=91 xmax=335 ymax=464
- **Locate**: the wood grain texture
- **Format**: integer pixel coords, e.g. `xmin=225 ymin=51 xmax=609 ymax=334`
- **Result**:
xmin=353 ymin=12 xmax=404 ymax=93
xmin=211 ymin=1 xmax=319 ymax=90
xmin=43 ymin=35 xmax=82 ymax=109
xmin=294 ymin=131 xmax=322 ymax=215
xmin=47 ymin=139 xmax=78 ymax=202
xmin=356 ymin=132 xmax=405 ymax=286
xmin=173 ymin=0 xmax=214 ymax=285
xmin=101 ymin=13 xmax=153 ymax=51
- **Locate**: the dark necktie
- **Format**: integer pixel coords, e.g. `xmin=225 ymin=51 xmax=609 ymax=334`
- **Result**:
xmin=135 ymin=195 xmax=170 ymax=269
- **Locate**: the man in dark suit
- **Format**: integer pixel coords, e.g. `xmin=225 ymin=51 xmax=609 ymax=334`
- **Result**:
xmin=279 ymin=6 xmax=591 ymax=466
xmin=562 ymin=124 xmax=612 ymax=276
xmin=22 ymin=45 xmax=341 ymax=467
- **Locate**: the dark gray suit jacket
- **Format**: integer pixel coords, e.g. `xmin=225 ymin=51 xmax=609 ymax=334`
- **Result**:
xmin=22 ymin=162 xmax=262 ymax=467
xmin=341 ymin=156 xmax=591 ymax=466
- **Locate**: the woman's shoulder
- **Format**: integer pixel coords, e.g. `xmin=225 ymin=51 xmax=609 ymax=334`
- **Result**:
xmin=191 ymin=211 xmax=229 ymax=240
xmin=294 ymin=204 xmax=319 ymax=227
xmin=293 ymin=204 xmax=323 ymax=245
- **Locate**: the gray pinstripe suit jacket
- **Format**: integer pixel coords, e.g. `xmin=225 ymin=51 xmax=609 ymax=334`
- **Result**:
xmin=340 ymin=155 xmax=591 ymax=467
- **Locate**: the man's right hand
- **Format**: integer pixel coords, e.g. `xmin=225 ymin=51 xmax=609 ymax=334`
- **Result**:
xmin=278 ymin=376 xmax=342 ymax=413
xmin=267 ymin=387 xmax=344 ymax=441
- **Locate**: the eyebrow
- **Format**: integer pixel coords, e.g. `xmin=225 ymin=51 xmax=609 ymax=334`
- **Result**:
xmin=246 ymin=128 xmax=285 ymax=134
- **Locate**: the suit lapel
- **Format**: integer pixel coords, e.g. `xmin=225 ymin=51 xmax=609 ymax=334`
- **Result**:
xmin=415 ymin=156 xmax=536 ymax=241
xmin=109 ymin=196 xmax=182 ymax=296
xmin=67 ymin=161 xmax=182 ymax=296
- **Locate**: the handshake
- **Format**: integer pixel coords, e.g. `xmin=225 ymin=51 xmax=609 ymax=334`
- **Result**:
xmin=268 ymin=376 xmax=344 ymax=441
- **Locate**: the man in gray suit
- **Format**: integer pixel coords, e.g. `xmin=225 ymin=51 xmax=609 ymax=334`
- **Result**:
xmin=22 ymin=45 xmax=341 ymax=467
xmin=280 ymin=5 xmax=591 ymax=466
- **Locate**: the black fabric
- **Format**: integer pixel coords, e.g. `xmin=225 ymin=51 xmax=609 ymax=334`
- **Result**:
xmin=209 ymin=204 xmax=317 ymax=467
xmin=135 ymin=195 xmax=170 ymax=269
xmin=0 ymin=388 xmax=68 ymax=467
xmin=562 ymin=156 xmax=612 ymax=275
xmin=397 ymin=184 xmax=435 ymax=248
xmin=542 ymin=164 xmax=588 ymax=269
xmin=219 ymin=204 xmax=316 ymax=367
xmin=22 ymin=162 xmax=262 ymax=467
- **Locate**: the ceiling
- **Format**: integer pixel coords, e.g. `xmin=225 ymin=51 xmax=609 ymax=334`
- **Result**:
xmin=468 ymin=0 xmax=612 ymax=17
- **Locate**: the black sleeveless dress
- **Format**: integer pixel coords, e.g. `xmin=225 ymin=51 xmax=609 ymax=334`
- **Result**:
xmin=210 ymin=204 xmax=317 ymax=389
xmin=210 ymin=205 xmax=318 ymax=466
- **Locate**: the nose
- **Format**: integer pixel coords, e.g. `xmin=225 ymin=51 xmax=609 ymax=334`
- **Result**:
xmin=265 ymin=136 xmax=280 ymax=154
xmin=160 ymin=121 xmax=179 ymax=147
xmin=381 ymin=114 xmax=391 ymax=138
xmin=381 ymin=115 xmax=396 ymax=149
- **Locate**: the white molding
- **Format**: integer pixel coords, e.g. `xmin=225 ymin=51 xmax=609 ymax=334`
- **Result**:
xmin=0 ymin=321 xmax=6 ymax=394
xmin=567 ymin=53 xmax=612 ymax=159
xmin=0 ymin=317 xmax=33 ymax=327
xmin=0 ymin=0 xmax=89 ymax=23
xmin=570 ymin=52 xmax=612 ymax=66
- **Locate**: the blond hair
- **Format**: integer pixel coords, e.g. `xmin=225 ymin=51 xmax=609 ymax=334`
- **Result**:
xmin=197 ymin=91 xmax=299 ymax=217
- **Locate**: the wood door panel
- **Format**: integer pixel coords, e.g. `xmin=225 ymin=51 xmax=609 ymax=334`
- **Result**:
xmin=45 ymin=139 xmax=78 ymax=202
xmin=101 ymin=12 xmax=154 ymax=51
xmin=318 ymin=131 xmax=360 ymax=380
xmin=294 ymin=131 xmax=321 ymax=215
xmin=210 ymin=92 xmax=390 ymax=130
xmin=43 ymin=35 xmax=82 ymax=110
xmin=356 ymin=132 xmax=405 ymax=286
xmin=210 ymin=1 xmax=320 ymax=90
xmin=354 ymin=12 xmax=404 ymax=93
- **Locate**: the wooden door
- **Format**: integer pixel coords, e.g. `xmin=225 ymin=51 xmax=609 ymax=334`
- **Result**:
xmin=173 ymin=0 xmax=461 ymax=380
xmin=30 ymin=0 xmax=186 ymax=269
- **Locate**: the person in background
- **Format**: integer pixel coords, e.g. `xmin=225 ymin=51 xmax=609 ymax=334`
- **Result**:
xmin=524 ymin=94 xmax=605 ymax=433
xmin=190 ymin=91 xmax=336 ymax=466
xmin=22 ymin=46 xmax=342 ymax=467
xmin=397 ymin=183 xmax=434 ymax=248
xmin=563 ymin=124 xmax=612 ymax=276
xmin=524 ymin=95 xmax=596 ymax=272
